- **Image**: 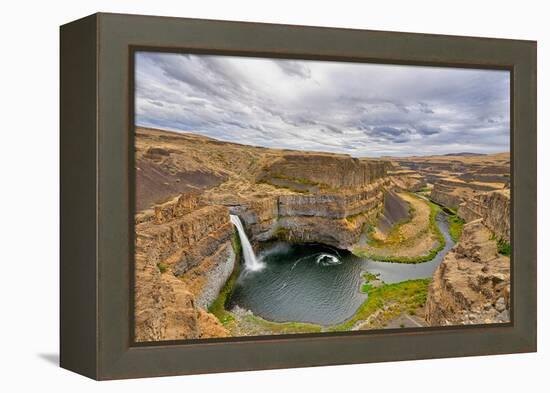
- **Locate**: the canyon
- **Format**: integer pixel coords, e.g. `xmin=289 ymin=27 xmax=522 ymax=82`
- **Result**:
xmin=133 ymin=127 xmax=511 ymax=341
xmin=392 ymin=153 xmax=511 ymax=326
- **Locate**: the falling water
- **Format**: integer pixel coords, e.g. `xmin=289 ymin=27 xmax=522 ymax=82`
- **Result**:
xmin=230 ymin=214 xmax=265 ymax=271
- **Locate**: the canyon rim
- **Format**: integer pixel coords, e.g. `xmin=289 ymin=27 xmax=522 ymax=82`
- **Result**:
xmin=133 ymin=52 xmax=511 ymax=342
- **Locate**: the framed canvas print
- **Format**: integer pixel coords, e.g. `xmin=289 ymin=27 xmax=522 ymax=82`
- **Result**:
xmin=60 ymin=13 xmax=537 ymax=380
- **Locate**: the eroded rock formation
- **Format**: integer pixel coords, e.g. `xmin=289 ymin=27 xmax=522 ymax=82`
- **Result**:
xmin=232 ymin=178 xmax=388 ymax=249
xmin=457 ymin=189 xmax=510 ymax=242
xmin=425 ymin=219 xmax=510 ymax=326
xmin=134 ymin=194 xmax=234 ymax=341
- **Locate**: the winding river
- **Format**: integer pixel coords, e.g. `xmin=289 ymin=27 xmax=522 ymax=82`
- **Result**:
xmin=228 ymin=211 xmax=455 ymax=326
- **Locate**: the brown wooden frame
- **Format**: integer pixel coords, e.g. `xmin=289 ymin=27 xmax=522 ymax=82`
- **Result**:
xmin=60 ymin=12 xmax=537 ymax=380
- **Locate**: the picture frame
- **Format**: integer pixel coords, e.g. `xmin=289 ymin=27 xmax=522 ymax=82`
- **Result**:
xmin=60 ymin=12 xmax=537 ymax=380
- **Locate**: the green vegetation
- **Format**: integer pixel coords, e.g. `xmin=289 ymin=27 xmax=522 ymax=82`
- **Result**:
xmin=497 ymin=238 xmax=511 ymax=256
xmin=357 ymin=201 xmax=445 ymax=264
xmin=273 ymin=226 xmax=290 ymax=239
xmin=208 ymin=232 xmax=242 ymax=326
xmin=361 ymin=272 xmax=381 ymax=293
xmin=444 ymin=206 xmax=458 ymax=215
xmin=364 ymin=223 xmax=375 ymax=234
xmin=330 ymin=279 xmax=431 ymax=331
xmin=362 ymin=282 xmax=374 ymax=293
xmin=243 ymin=314 xmax=322 ymax=334
xmin=364 ymin=272 xmax=379 ymax=282
xmin=489 ymin=232 xmax=512 ymax=257
xmin=448 ymin=215 xmax=465 ymax=242
xmin=157 ymin=262 xmax=168 ymax=274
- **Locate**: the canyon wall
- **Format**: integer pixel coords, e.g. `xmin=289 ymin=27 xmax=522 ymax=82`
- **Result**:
xmin=429 ymin=182 xmax=464 ymax=209
xmin=231 ymin=153 xmax=391 ymax=249
xmin=230 ymin=180 xmax=387 ymax=249
xmin=134 ymin=194 xmax=234 ymax=341
xmin=409 ymin=153 xmax=513 ymax=327
xmin=260 ymin=153 xmax=389 ymax=189
xmin=457 ymin=189 xmax=511 ymax=242
xmin=425 ymin=220 xmax=510 ymax=325
xmin=376 ymin=190 xmax=411 ymax=234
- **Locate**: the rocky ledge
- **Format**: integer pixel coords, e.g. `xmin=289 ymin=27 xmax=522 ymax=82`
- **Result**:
xmin=425 ymin=219 xmax=510 ymax=326
xmin=457 ymin=189 xmax=510 ymax=242
xmin=231 ymin=178 xmax=388 ymax=249
xmin=134 ymin=194 xmax=235 ymax=341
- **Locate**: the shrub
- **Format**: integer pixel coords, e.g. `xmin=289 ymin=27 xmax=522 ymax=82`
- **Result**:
xmin=497 ymin=238 xmax=511 ymax=256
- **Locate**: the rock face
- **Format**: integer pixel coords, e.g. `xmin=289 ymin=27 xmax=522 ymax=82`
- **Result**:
xmin=134 ymin=194 xmax=234 ymax=342
xmin=387 ymin=168 xmax=427 ymax=192
xmin=260 ymin=153 xmax=389 ymax=189
xmin=224 ymin=153 xmax=390 ymax=249
xmin=134 ymin=258 xmax=228 ymax=341
xmin=425 ymin=220 xmax=510 ymax=326
xmin=457 ymin=189 xmax=510 ymax=242
xmin=376 ymin=190 xmax=411 ymax=235
xmin=231 ymin=178 xmax=388 ymax=249
xmin=430 ymin=182 xmax=465 ymax=209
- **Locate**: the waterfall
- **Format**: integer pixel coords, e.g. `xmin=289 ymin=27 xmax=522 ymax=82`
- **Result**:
xmin=230 ymin=214 xmax=265 ymax=271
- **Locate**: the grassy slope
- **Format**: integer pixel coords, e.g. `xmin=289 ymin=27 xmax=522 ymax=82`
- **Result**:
xmin=449 ymin=215 xmax=465 ymax=242
xmin=330 ymin=279 xmax=431 ymax=331
xmin=354 ymin=198 xmax=446 ymax=264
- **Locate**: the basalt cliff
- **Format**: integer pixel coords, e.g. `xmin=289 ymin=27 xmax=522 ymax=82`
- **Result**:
xmin=425 ymin=217 xmax=510 ymax=325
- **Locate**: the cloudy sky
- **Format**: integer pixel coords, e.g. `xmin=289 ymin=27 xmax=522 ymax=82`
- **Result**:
xmin=135 ymin=52 xmax=510 ymax=157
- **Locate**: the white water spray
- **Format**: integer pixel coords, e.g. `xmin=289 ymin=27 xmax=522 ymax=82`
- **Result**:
xmin=230 ymin=214 xmax=265 ymax=271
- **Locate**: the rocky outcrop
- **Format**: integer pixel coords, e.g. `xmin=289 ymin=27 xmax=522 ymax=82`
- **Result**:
xmin=136 ymin=203 xmax=234 ymax=276
xmin=429 ymin=178 xmax=504 ymax=210
xmin=376 ymin=190 xmax=411 ymax=235
xmin=231 ymin=178 xmax=388 ymax=249
xmin=429 ymin=182 xmax=464 ymax=209
xmin=425 ymin=220 xmax=510 ymax=326
xmin=457 ymin=190 xmax=510 ymax=242
xmin=134 ymin=257 xmax=229 ymax=341
xmin=259 ymin=153 xmax=389 ymax=189
xmin=277 ymin=185 xmax=383 ymax=219
xmin=229 ymin=197 xmax=279 ymax=242
xmin=134 ymin=194 xmax=235 ymax=342
xmin=387 ymin=167 xmax=427 ymax=192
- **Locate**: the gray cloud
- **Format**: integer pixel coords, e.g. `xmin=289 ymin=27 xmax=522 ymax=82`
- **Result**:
xmin=135 ymin=52 xmax=510 ymax=156
xmin=275 ymin=60 xmax=312 ymax=78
